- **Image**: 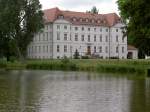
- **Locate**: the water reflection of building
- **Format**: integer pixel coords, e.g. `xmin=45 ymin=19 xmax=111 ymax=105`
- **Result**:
xmin=146 ymin=78 xmax=150 ymax=111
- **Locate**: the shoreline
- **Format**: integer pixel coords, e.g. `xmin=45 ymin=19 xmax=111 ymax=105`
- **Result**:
xmin=1 ymin=59 xmax=149 ymax=76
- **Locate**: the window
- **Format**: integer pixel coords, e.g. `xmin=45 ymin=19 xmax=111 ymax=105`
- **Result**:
xmin=122 ymin=37 xmax=124 ymax=43
xmin=34 ymin=36 xmax=37 ymax=42
xmin=57 ymin=25 xmax=60 ymax=29
xmin=43 ymin=46 xmax=45 ymax=53
xmin=64 ymin=45 xmax=67 ymax=52
xmin=82 ymin=27 xmax=84 ymax=31
xmin=39 ymin=33 xmax=41 ymax=41
xmin=46 ymin=25 xmax=48 ymax=30
xmin=88 ymin=35 xmax=90 ymax=42
xmin=106 ymin=36 xmax=108 ymax=42
xmin=88 ymin=28 xmax=90 ymax=31
xmin=99 ymin=46 xmax=102 ymax=53
xmin=86 ymin=19 xmax=89 ymax=22
xmin=75 ymin=27 xmax=78 ymax=31
xmin=35 ymin=46 xmax=37 ymax=53
xmin=57 ymin=45 xmax=60 ymax=52
xmin=94 ymin=35 xmax=96 ymax=42
xmin=116 ymin=35 xmax=119 ymax=42
xmin=49 ymin=32 xmax=52 ymax=40
xmin=122 ymin=47 xmax=124 ymax=53
xmin=106 ymin=28 xmax=108 ymax=32
xmin=92 ymin=19 xmax=95 ymax=23
xmin=46 ymin=45 xmax=48 ymax=53
xmin=94 ymin=28 xmax=96 ymax=32
xmin=73 ymin=18 xmax=76 ymax=21
xmin=94 ymin=46 xmax=96 ymax=53
xmin=116 ymin=29 xmax=118 ymax=32
xmin=43 ymin=33 xmax=45 ymax=41
xmin=70 ymin=34 xmax=72 ymax=41
xmin=81 ymin=35 xmax=84 ymax=41
xmin=100 ymin=28 xmax=102 ymax=32
xmin=58 ymin=15 xmax=64 ymax=19
xmin=31 ymin=46 xmax=34 ymax=53
xmin=75 ymin=34 xmax=78 ymax=41
xmin=116 ymin=46 xmax=119 ymax=53
xmin=38 ymin=46 xmax=41 ymax=53
xmin=46 ymin=32 xmax=48 ymax=41
xmin=105 ymin=46 xmax=108 ymax=53
xmin=64 ymin=33 xmax=67 ymax=41
xmin=64 ymin=25 xmax=67 ymax=29
xmin=57 ymin=32 xmax=60 ymax=40
xmin=100 ymin=35 xmax=102 ymax=42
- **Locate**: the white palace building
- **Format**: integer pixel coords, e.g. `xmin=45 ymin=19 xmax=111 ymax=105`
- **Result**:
xmin=27 ymin=7 xmax=127 ymax=59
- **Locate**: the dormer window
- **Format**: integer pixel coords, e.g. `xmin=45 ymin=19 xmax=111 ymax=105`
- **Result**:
xmin=92 ymin=19 xmax=95 ymax=23
xmin=97 ymin=20 xmax=100 ymax=23
xmin=73 ymin=17 xmax=77 ymax=22
xmin=103 ymin=20 xmax=106 ymax=24
xmin=58 ymin=15 xmax=64 ymax=19
xmin=86 ymin=18 xmax=89 ymax=22
xmin=80 ymin=18 xmax=83 ymax=22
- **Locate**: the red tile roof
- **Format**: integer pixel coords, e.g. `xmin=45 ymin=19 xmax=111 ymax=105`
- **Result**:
xmin=128 ymin=45 xmax=137 ymax=50
xmin=43 ymin=7 xmax=121 ymax=26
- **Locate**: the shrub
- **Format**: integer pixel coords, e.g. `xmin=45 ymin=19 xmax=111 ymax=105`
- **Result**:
xmin=0 ymin=59 xmax=7 ymax=68
xmin=81 ymin=56 xmax=89 ymax=59
xmin=109 ymin=57 xmax=119 ymax=59
xmin=9 ymin=56 xmax=17 ymax=63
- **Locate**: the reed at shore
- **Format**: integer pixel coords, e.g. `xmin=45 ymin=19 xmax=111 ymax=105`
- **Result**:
xmin=0 ymin=59 xmax=150 ymax=75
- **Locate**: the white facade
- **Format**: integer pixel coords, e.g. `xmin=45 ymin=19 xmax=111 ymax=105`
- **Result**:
xmin=127 ymin=50 xmax=138 ymax=59
xmin=127 ymin=45 xmax=138 ymax=59
xmin=27 ymin=9 xmax=127 ymax=59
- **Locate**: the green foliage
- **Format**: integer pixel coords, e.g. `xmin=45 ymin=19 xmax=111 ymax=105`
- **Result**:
xmin=0 ymin=0 xmax=44 ymax=60
xmin=61 ymin=56 xmax=70 ymax=64
xmin=0 ymin=59 xmax=149 ymax=75
xmin=86 ymin=6 xmax=99 ymax=14
xmin=0 ymin=59 xmax=7 ymax=68
xmin=26 ymin=60 xmax=78 ymax=71
xmin=117 ymin=0 xmax=150 ymax=58
xmin=9 ymin=56 xmax=17 ymax=63
xmin=74 ymin=49 xmax=80 ymax=59
xmin=81 ymin=56 xmax=89 ymax=59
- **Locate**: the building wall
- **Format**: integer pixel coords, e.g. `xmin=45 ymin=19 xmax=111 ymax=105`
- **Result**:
xmin=27 ymin=19 xmax=127 ymax=59
xmin=27 ymin=23 xmax=53 ymax=59
xmin=128 ymin=50 xmax=138 ymax=59
xmin=110 ymin=23 xmax=127 ymax=59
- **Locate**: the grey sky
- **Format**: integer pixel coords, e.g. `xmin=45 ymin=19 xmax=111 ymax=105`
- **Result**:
xmin=39 ymin=0 xmax=119 ymax=14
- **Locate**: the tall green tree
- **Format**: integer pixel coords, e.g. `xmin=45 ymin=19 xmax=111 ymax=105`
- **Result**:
xmin=117 ymin=0 xmax=150 ymax=58
xmin=0 ymin=0 xmax=44 ymax=61
xmin=86 ymin=6 xmax=99 ymax=14
xmin=0 ymin=0 xmax=18 ymax=60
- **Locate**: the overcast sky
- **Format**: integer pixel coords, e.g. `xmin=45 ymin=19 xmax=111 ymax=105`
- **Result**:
xmin=39 ymin=0 xmax=119 ymax=14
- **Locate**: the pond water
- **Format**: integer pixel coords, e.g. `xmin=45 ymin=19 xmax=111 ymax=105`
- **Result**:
xmin=0 ymin=70 xmax=149 ymax=112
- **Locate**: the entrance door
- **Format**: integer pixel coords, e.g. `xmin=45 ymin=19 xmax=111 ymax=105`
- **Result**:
xmin=87 ymin=46 xmax=91 ymax=55
xmin=127 ymin=52 xmax=133 ymax=59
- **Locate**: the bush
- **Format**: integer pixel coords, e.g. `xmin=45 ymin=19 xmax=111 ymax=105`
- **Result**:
xmin=0 ymin=59 xmax=7 ymax=68
xmin=109 ymin=57 xmax=119 ymax=59
xmin=81 ymin=56 xmax=89 ymax=59
xmin=61 ymin=57 xmax=70 ymax=64
xmin=9 ymin=56 xmax=17 ymax=63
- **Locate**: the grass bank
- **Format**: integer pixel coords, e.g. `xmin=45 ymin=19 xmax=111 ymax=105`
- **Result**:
xmin=0 ymin=59 xmax=150 ymax=75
